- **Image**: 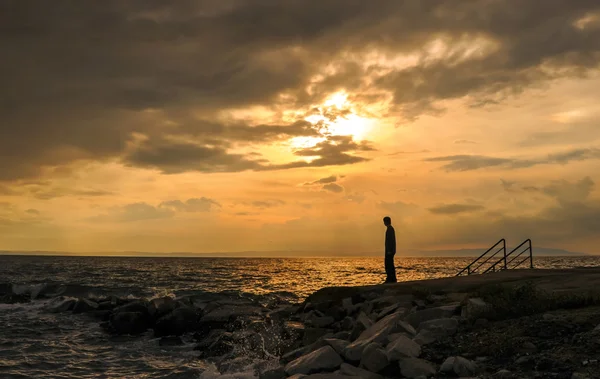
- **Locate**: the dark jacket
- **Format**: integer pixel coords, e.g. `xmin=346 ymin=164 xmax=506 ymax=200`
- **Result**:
xmin=385 ymin=225 xmax=396 ymax=255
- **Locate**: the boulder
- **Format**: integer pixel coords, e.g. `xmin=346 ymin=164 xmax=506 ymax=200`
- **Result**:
xmin=340 ymin=316 xmax=355 ymax=331
xmin=342 ymin=297 xmax=355 ymax=314
xmin=113 ymin=301 xmax=150 ymax=316
xmin=154 ymin=306 xmax=200 ymax=337
xmin=461 ymin=298 xmax=490 ymax=319
xmin=405 ymin=304 xmax=460 ymax=328
xmin=333 ymin=331 xmax=351 ymax=341
xmin=376 ymin=304 xmax=402 ymax=320
xmin=344 ymin=311 xmax=415 ymax=361
xmin=324 ymin=338 xmax=349 ymax=355
xmin=72 ymin=298 xmax=99 ymax=314
xmin=440 ymin=356 xmax=479 ymax=377
xmin=360 ymin=342 xmax=389 ymax=373
xmin=398 ymin=358 xmax=436 ymax=378
xmin=339 ymin=363 xmax=383 ymax=379
xmin=47 ymin=298 xmax=77 ymax=313
xmin=109 ymin=311 xmax=151 ymax=335
xmin=307 ymin=314 xmax=335 ymax=328
xmin=259 ymin=367 xmax=286 ymax=379
xmin=418 ymin=318 xmax=458 ymax=339
xmin=284 ymin=345 xmax=343 ymax=376
xmin=386 ymin=335 xmax=421 ymax=360
xmin=148 ymin=296 xmax=178 ymax=319
xmin=413 ymin=329 xmax=437 ymax=345
xmin=303 ymin=328 xmax=331 ymax=346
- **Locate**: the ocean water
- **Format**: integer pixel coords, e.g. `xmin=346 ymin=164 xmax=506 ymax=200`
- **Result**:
xmin=0 ymin=255 xmax=598 ymax=378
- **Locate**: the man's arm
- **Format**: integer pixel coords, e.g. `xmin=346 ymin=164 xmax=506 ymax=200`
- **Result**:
xmin=385 ymin=227 xmax=396 ymax=255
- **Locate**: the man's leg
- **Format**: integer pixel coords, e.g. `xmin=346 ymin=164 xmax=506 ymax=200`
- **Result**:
xmin=385 ymin=254 xmax=396 ymax=283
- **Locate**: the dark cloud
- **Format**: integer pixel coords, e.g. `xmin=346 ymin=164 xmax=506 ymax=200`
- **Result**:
xmin=426 ymin=147 xmax=600 ymax=171
xmin=29 ymin=187 xmax=115 ymax=200
xmin=428 ymin=203 xmax=485 ymax=215
xmin=379 ymin=200 xmax=420 ymax=216
xmin=2 ymin=1 xmax=600 ymax=179
xmin=306 ymin=175 xmax=338 ymax=185
xmin=124 ymin=135 xmax=373 ymax=174
xmin=322 ymin=183 xmax=344 ymax=193
xmin=159 ymin=197 xmax=221 ymax=212
xmin=25 ymin=209 xmax=40 ymax=215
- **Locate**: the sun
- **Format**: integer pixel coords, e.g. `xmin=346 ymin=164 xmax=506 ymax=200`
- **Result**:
xmin=289 ymin=92 xmax=375 ymax=148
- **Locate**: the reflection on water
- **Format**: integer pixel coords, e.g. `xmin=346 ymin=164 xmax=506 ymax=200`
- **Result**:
xmin=1 ymin=255 xmax=599 ymax=299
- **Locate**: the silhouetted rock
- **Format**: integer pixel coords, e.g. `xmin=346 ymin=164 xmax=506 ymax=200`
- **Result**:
xmin=344 ymin=311 xmax=415 ymax=361
xmin=440 ymin=356 xmax=479 ymax=377
xmin=47 ymin=298 xmax=76 ymax=313
xmin=109 ymin=311 xmax=151 ymax=335
xmin=405 ymin=304 xmax=460 ymax=328
xmin=149 ymin=296 xmax=178 ymax=319
xmin=154 ymin=306 xmax=200 ymax=337
xmin=259 ymin=366 xmax=286 ymax=379
xmin=386 ymin=334 xmax=421 ymax=360
xmin=285 ymin=345 xmax=343 ymax=376
xmin=339 ymin=363 xmax=383 ymax=379
xmin=323 ymin=338 xmax=349 ymax=355
xmin=360 ymin=342 xmax=389 ymax=373
xmin=0 ymin=293 xmax=30 ymax=304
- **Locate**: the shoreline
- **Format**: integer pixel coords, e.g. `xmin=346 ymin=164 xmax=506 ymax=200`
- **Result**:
xmin=2 ymin=267 xmax=600 ymax=378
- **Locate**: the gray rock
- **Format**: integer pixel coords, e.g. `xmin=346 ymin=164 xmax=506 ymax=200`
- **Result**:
xmin=72 ymin=298 xmax=99 ymax=314
xmin=413 ymin=329 xmax=437 ymax=345
xmin=405 ymin=304 xmax=460 ymax=328
xmin=287 ymin=375 xmax=307 ymax=379
xmin=333 ymin=331 xmax=351 ymax=341
xmin=399 ymin=358 xmax=436 ymax=378
xmin=474 ymin=318 xmax=489 ymax=328
xmin=303 ymin=328 xmax=331 ymax=346
xmin=441 ymin=356 xmax=479 ymax=377
xmin=439 ymin=356 xmax=455 ymax=373
xmin=376 ymin=304 xmax=401 ymax=320
xmin=572 ymin=373 xmax=590 ymax=379
xmin=360 ymin=342 xmax=389 ymax=373
xmin=386 ymin=334 xmax=421 ymax=360
xmin=339 ymin=363 xmax=383 ymax=379
xmin=324 ymin=338 xmax=349 ymax=355
xmin=461 ymin=298 xmax=490 ymax=319
xmin=284 ymin=346 xmax=343 ymax=376
xmin=341 ymin=316 xmax=354 ymax=331
xmin=308 ymin=314 xmax=335 ymax=328
xmin=418 ymin=318 xmax=459 ymax=339
xmin=342 ymin=297 xmax=354 ymax=314
xmin=357 ymin=311 xmax=374 ymax=329
xmin=344 ymin=311 xmax=416 ymax=361
xmin=259 ymin=367 xmax=285 ymax=379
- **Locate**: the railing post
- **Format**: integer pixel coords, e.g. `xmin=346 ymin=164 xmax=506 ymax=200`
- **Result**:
xmin=529 ymin=240 xmax=534 ymax=269
xmin=503 ymin=239 xmax=507 ymax=270
xmin=467 ymin=266 xmax=471 ymax=275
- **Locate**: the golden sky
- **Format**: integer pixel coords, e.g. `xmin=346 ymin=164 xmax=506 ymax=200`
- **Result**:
xmin=1 ymin=1 xmax=600 ymax=255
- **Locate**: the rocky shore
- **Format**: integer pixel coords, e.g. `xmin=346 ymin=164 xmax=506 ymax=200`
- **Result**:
xmin=3 ymin=268 xmax=600 ymax=378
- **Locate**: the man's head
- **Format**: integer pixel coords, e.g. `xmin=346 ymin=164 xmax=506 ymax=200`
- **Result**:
xmin=383 ymin=216 xmax=391 ymax=226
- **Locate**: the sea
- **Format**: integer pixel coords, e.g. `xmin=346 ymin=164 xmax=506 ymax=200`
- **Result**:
xmin=0 ymin=255 xmax=598 ymax=379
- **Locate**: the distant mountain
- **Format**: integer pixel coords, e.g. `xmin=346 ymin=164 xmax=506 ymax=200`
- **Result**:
xmin=407 ymin=247 xmax=588 ymax=257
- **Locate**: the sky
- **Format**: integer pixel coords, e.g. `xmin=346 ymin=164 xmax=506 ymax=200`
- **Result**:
xmin=1 ymin=0 xmax=600 ymax=255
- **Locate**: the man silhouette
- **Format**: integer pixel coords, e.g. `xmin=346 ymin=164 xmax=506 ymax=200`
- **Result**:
xmin=383 ymin=216 xmax=397 ymax=283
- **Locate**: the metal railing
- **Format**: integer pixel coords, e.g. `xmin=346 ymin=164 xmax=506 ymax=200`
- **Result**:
xmin=456 ymin=239 xmax=506 ymax=276
xmin=457 ymin=239 xmax=534 ymax=276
